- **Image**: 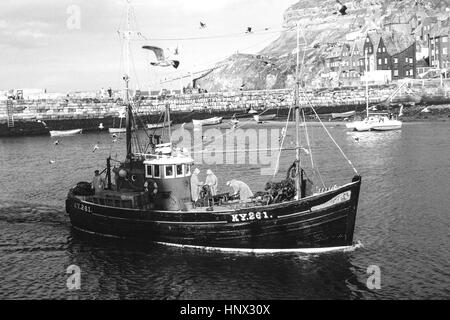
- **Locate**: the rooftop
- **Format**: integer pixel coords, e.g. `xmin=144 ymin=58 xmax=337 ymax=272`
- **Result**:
xmin=381 ymin=31 xmax=415 ymax=56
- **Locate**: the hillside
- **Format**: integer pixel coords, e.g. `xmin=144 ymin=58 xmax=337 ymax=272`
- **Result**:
xmin=195 ymin=0 xmax=448 ymax=91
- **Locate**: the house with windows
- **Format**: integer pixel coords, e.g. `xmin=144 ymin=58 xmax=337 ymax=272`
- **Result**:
xmin=428 ymin=17 xmax=450 ymax=70
xmin=413 ymin=16 xmax=438 ymax=42
xmin=377 ymin=31 xmax=417 ymax=80
xmin=362 ymin=32 xmax=382 ymax=71
xmin=323 ymin=40 xmax=366 ymax=86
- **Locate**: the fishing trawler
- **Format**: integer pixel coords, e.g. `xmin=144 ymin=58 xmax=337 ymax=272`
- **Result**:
xmin=65 ymin=2 xmax=362 ymax=252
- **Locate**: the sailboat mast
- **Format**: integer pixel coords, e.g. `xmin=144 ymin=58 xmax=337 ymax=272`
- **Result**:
xmin=365 ymin=49 xmax=369 ymax=118
xmin=166 ymin=104 xmax=172 ymax=143
xmin=294 ymin=22 xmax=301 ymax=200
xmin=124 ymin=0 xmax=132 ymax=158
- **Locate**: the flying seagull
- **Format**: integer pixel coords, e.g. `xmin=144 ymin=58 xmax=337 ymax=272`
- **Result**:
xmin=142 ymin=45 xmax=180 ymax=69
xmin=199 ymin=21 xmax=206 ymax=29
xmin=246 ymin=27 xmax=253 ymax=33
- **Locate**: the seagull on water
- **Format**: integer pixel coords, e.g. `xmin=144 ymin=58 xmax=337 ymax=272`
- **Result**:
xmin=92 ymin=144 xmax=99 ymax=152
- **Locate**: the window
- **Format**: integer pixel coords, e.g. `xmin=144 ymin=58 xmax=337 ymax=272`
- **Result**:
xmin=153 ymin=165 xmax=160 ymax=178
xmin=378 ymin=58 xmax=382 ymax=65
xmin=405 ymin=57 xmax=408 ymax=63
xmin=176 ymin=164 xmax=183 ymax=176
xmin=165 ymin=165 xmax=174 ymax=177
xmin=444 ymin=47 xmax=448 ymax=55
xmin=378 ymin=47 xmax=381 ymax=53
xmin=443 ymin=37 xmax=448 ymax=43
xmin=369 ymin=47 xmax=373 ymax=53
xmin=394 ymin=70 xmax=399 ymax=76
xmin=185 ymin=164 xmax=191 ymax=176
xmin=382 ymin=47 xmax=386 ymax=53
xmin=385 ymin=58 xmax=388 ymax=64
xmin=409 ymin=58 xmax=413 ymax=63
xmin=146 ymin=165 xmax=152 ymax=177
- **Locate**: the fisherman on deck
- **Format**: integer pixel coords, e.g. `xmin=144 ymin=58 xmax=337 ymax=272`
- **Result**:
xmin=205 ymin=169 xmax=218 ymax=196
xmin=190 ymin=168 xmax=203 ymax=202
xmin=226 ymin=179 xmax=253 ymax=201
xmin=92 ymin=170 xmax=105 ymax=194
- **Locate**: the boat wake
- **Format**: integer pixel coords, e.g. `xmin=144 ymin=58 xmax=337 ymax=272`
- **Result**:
xmin=0 ymin=200 xmax=68 ymax=224
xmin=156 ymin=240 xmax=364 ymax=255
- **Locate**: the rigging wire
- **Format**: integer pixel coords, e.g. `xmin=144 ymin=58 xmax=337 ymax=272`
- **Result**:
xmin=187 ymin=104 xmax=276 ymax=153
xmin=299 ymin=89 xmax=359 ymax=175
xmin=301 ymin=108 xmax=326 ymax=188
xmin=160 ymin=31 xmax=284 ymax=83
xmin=272 ymin=106 xmax=292 ymax=178
xmin=136 ymin=26 xmax=294 ymax=42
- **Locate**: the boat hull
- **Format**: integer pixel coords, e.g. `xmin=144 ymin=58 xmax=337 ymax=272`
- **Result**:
xmin=108 ymin=127 xmax=136 ymax=133
xmin=66 ymin=177 xmax=362 ymax=250
xmin=49 ymin=129 xmax=82 ymax=137
xmin=332 ymin=111 xmax=356 ymax=119
xmin=253 ymin=114 xmax=276 ymax=122
xmin=370 ymin=121 xmax=402 ymax=131
xmin=146 ymin=121 xmax=172 ymax=129
xmin=192 ymin=117 xmax=223 ymax=126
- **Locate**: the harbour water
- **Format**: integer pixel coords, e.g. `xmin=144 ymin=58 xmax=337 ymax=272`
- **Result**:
xmin=0 ymin=121 xmax=449 ymax=299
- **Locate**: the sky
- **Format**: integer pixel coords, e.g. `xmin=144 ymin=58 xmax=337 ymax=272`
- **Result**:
xmin=0 ymin=0 xmax=298 ymax=92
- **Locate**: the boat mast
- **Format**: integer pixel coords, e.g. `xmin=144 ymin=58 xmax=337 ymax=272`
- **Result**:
xmin=365 ymin=49 xmax=369 ymax=118
xmin=123 ymin=0 xmax=132 ymax=159
xmin=294 ymin=22 xmax=301 ymax=200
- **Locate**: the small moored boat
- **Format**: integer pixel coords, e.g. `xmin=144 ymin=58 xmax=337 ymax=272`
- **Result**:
xmin=332 ymin=110 xmax=356 ymax=119
xmin=253 ymin=114 xmax=276 ymax=123
xmin=147 ymin=121 xmax=172 ymax=129
xmin=192 ymin=117 xmax=223 ymax=126
xmin=108 ymin=127 xmax=127 ymax=134
xmin=49 ymin=129 xmax=82 ymax=137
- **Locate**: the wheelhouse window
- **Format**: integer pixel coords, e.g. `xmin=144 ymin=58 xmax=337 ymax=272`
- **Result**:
xmin=176 ymin=164 xmax=183 ymax=176
xmin=185 ymin=164 xmax=191 ymax=176
xmin=153 ymin=165 xmax=160 ymax=178
xmin=146 ymin=165 xmax=152 ymax=177
xmin=165 ymin=165 xmax=174 ymax=178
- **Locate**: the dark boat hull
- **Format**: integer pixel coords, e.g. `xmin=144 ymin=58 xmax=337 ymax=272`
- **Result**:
xmin=66 ymin=177 xmax=361 ymax=250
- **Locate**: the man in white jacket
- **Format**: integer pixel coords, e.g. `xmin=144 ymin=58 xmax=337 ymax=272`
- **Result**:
xmin=190 ymin=168 xmax=203 ymax=202
xmin=205 ymin=169 xmax=218 ymax=196
xmin=226 ymin=179 xmax=253 ymax=201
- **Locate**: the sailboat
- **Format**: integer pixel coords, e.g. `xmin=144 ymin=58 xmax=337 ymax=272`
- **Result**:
xmin=65 ymin=3 xmax=362 ymax=252
xmin=346 ymin=50 xmax=402 ymax=132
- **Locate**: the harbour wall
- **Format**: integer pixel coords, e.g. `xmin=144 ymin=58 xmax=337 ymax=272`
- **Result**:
xmin=1 ymin=83 xmax=450 ymax=137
